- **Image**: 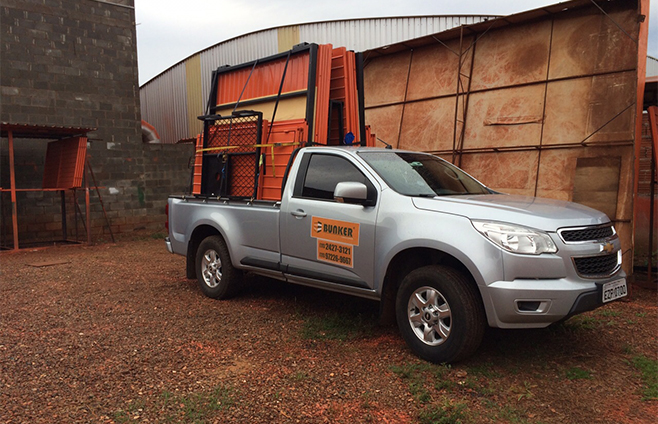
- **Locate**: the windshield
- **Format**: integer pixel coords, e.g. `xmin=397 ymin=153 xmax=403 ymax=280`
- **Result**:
xmin=358 ymin=152 xmax=491 ymax=197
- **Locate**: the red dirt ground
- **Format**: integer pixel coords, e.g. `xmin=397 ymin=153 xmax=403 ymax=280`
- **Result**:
xmin=1 ymin=238 xmax=656 ymax=423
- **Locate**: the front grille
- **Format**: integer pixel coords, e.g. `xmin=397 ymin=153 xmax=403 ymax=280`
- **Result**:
xmin=560 ymin=225 xmax=614 ymax=243
xmin=573 ymin=253 xmax=619 ymax=278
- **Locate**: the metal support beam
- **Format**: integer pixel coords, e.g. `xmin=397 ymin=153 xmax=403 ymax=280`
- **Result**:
xmin=647 ymin=106 xmax=658 ymax=284
xmin=61 ymin=190 xmax=67 ymax=241
xmin=8 ymin=130 xmax=19 ymax=250
xmin=85 ymin=160 xmax=91 ymax=245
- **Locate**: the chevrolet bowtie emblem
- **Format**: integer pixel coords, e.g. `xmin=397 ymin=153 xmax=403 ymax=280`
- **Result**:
xmin=600 ymin=242 xmax=614 ymax=253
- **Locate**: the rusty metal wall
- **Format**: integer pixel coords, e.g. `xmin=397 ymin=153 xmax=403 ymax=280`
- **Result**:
xmin=363 ymin=0 xmax=644 ymax=272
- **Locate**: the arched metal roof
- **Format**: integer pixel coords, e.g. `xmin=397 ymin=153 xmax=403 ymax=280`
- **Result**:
xmin=139 ymin=15 xmax=498 ymax=144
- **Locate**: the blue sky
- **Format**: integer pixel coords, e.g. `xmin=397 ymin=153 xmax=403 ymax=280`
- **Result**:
xmin=135 ymin=0 xmax=658 ymax=86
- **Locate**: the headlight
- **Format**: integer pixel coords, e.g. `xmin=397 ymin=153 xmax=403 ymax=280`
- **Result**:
xmin=472 ymin=221 xmax=557 ymax=255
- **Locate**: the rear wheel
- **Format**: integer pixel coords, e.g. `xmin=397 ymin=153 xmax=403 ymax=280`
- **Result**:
xmin=195 ymin=236 xmax=240 ymax=299
xmin=396 ymin=265 xmax=485 ymax=363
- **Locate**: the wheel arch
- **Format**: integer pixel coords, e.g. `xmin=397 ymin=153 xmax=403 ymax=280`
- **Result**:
xmin=185 ymin=224 xmax=224 ymax=279
xmin=379 ymin=247 xmax=483 ymax=324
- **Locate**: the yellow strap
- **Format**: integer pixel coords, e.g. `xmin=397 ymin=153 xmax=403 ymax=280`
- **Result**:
xmin=195 ymin=145 xmax=241 ymax=154
xmin=195 ymin=141 xmax=301 ymax=154
xmin=196 ymin=141 xmax=303 ymax=177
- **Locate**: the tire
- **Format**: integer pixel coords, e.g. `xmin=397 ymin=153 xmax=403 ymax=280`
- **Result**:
xmin=195 ymin=236 xmax=241 ymax=299
xmin=395 ymin=265 xmax=485 ymax=363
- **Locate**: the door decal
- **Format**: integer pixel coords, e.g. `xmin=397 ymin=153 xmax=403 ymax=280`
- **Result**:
xmin=311 ymin=216 xmax=360 ymax=267
xmin=310 ymin=216 xmax=360 ymax=245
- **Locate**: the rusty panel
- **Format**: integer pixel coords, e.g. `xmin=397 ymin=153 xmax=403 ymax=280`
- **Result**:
xmin=216 ymin=53 xmax=310 ymax=107
xmin=572 ymin=157 xmax=621 ymax=219
xmin=549 ymin=6 xmax=638 ymax=79
xmin=542 ymin=71 xmax=635 ymax=145
xmin=535 ymin=146 xmax=634 ymax=219
xmin=363 ymin=105 xmax=404 ymax=148
xmin=533 ymin=145 xmax=634 ymax=273
xmin=460 ymin=151 xmax=540 ymax=197
xmin=42 ymin=137 xmax=87 ymax=189
xmin=470 ymin=20 xmax=551 ymax=91
xmin=406 ymin=37 xmax=473 ymax=101
xmin=363 ymin=50 xmax=412 ymax=108
xmin=398 ymin=97 xmax=461 ymax=152
xmin=463 ymin=85 xmax=545 ymax=149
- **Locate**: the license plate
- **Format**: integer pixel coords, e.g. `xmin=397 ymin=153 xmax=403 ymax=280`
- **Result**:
xmin=602 ymin=278 xmax=627 ymax=303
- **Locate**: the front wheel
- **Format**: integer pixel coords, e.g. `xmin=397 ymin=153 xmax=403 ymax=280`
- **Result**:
xmin=396 ymin=265 xmax=485 ymax=363
xmin=195 ymin=236 xmax=241 ymax=299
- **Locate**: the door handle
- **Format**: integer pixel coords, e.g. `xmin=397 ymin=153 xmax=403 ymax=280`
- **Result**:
xmin=291 ymin=209 xmax=307 ymax=218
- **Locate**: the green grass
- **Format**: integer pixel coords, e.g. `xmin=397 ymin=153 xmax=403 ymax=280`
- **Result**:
xmin=499 ymin=406 xmax=532 ymax=424
xmin=466 ymin=362 xmax=500 ymax=378
xmin=300 ymin=311 xmax=376 ymax=341
xmin=418 ymin=401 xmax=468 ymax=424
xmin=112 ymin=410 xmax=131 ymax=423
xmin=565 ymin=367 xmax=592 ymax=380
xmin=565 ymin=315 xmax=599 ymax=330
xmin=390 ymin=362 xmax=455 ymax=404
xmin=631 ymin=355 xmax=658 ymax=400
xmin=159 ymin=385 xmax=235 ymax=423
xmin=596 ymin=309 xmax=621 ymax=317
xmin=621 ymin=344 xmax=635 ymax=355
xmin=292 ymin=371 xmax=308 ymax=381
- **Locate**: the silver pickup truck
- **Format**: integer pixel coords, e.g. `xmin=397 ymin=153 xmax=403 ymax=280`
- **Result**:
xmin=165 ymin=146 xmax=627 ymax=363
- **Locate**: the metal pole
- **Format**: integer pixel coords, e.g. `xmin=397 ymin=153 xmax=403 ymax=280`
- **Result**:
xmin=649 ymin=149 xmax=655 ymax=283
xmin=451 ymin=27 xmax=464 ymax=165
xmin=647 ymin=106 xmax=658 ymax=283
xmin=8 ymin=130 xmax=19 ymax=250
xmin=85 ymin=160 xmax=91 ymax=245
xmin=73 ymin=188 xmax=78 ymax=242
xmin=61 ymin=190 xmax=67 ymax=241
xmin=86 ymin=159 xmax=115 ymax=242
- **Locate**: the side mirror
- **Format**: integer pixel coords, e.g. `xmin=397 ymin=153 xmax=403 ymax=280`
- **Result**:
xmin=334 ymin=182 xmax=374 ymax=206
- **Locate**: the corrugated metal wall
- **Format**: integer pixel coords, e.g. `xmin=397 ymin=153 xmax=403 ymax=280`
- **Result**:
xmin=140 ymin=16 xmax=496 ymax=144
xmin=648 ymin=55 xmax=658 ymax=77
xmin=297 ymin=16 xmax=491 ymax=52
xmin=139 ymin=61 xmax=188 ymax=143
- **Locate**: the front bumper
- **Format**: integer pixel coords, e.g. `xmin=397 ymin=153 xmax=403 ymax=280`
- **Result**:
xmin=165 ymin=237 xmax=173 ymax=254
xmin=482 ymin=272 xmax=626 ymax=329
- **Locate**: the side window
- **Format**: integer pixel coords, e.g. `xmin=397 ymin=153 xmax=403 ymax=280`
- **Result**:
xmin=299 ymin=154 xmax=372 ymax=200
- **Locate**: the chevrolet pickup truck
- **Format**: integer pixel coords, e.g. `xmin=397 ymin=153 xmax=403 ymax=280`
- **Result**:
xmin=165 ymin=146 xmax=627 ymax=363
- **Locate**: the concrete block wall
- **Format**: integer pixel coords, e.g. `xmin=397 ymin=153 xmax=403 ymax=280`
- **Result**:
xmin=0 ymin=0 xmax=193 ymax=246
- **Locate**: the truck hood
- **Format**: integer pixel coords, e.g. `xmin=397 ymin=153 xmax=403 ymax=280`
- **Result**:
xmin=412 ymin=194 xmax=610 ymax=231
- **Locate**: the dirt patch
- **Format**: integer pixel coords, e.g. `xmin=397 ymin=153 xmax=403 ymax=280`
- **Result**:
xmin=1 ymin=239 xmax=656 ymax=423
